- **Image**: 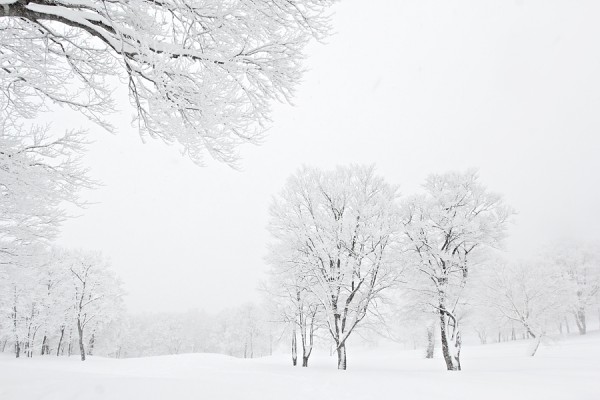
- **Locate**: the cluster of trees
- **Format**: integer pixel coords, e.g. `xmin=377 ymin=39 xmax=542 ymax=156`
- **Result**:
xmin=0 ymin=113 xmax=122 ymax=363
xmin=95 ymin=304 xmax=274 ymax=359
xmin=470 ymin=242 xmax=600 ymax=354
xmin=265 ymin=165 xmax=600 ymax=371
xmin=0 ymin=248 xmax=123 ymax=360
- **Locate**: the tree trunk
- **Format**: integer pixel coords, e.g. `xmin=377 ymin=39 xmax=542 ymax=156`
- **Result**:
xmin=88 ymin=333 xmax=95 ymax=356
xmin=574 ymin=309 xmax=586 ymax=335
xmin=476 ymin=329 xmax=487 ymax=345
xmin=300 ymin=318 xmax=315 ymax=367
xmin=249 ymin=332 xmax=253 ymax=359
xmin=530 ymin=335 xmax=542 ymax=356
xmin=439 ymin=308 xmax=461 ymax=371
xmin=13 ymin=300 xmax=19 ymax=358
xmin=426 ymin=325 xmax=435 ymax=359
xmin=564 ymin=317 xmax=570 ymax=334
xmin=291 ymin=330 xmax=297 ymax=366
xmin=41 ymin=335 xmax=49 ymax=355
xmin=77 ymin=319 xmax=86 ymax=361
xmin=56 ymin=327 xmax=65 ymax=356
xmin=336 ymin=342 xmax=347 ymax=370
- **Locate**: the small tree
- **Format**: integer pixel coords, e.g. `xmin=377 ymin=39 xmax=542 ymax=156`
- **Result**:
xmin=67 ymin=250 xmax=123 ymax=361
xmin=548 ymin=242 xmax=600 ymax=335
xmin=400 ymin=169 xmax=512 ymax=371
xmin=479 ymin=260 xmax=570 ymax=355
xmin=266 ymin=246 xmax=322 ymax=367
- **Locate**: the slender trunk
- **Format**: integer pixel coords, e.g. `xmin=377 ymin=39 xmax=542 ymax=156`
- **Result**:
xmin=67 ymin=325 xmax=73 ymax=356
xmin=56 ymin=327 xmax=65 ymax=356
xmin=291 ymin=329 xmax=297 ymax=366
xmin=530 ymin=335 xmax=542 ymax=356
xmin=13 ymin=298 xmax=19 ymax=358
xmin=300 ymin=316 xmax=315 ymax=367
xmin=249 ymin=332 xmax=253 ymax=359
xmin=88 ymin=333 xmax=95 ymax=356
xmin=41 ymin=335 xmax=48 ymax=355
xmin=77 ymin=318 xmax=85 ymax=361
xmin=426 ymin=325 xmax=435 ymax=359
xmin=439 ymin=307 xmax=461 ymax=371
xmin=336 ymin=341 xmax=347 ymax=370
xmin=29 ymin=328 xmax=38 ymax=358
xmin=574 ymin=309 xmax=586 ymax=335
xmin=564 ymin=317 xmax=570 ymax=334
xmin=302 ymin=320 xmax=315 ymax=367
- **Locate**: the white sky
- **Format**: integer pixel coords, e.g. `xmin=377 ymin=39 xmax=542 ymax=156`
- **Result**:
xmin=58 ymin=0 xmax=600 ymax=313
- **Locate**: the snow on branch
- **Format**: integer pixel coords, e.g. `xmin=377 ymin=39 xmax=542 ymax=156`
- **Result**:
xmin=0 ymin=0 xmax=337 ymax=165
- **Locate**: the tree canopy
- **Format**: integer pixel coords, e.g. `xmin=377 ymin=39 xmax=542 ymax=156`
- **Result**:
xmin=0 ymin=0 xmax=336 ymax=164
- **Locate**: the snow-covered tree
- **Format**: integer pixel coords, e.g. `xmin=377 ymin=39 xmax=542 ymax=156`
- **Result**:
xmin=1 ymin=0 xmax=336 ymax=165
xmin=478 ymin=260 xmax=570 ymax=355
xmin=547 ymin=242 xmax=600 ymax=335
xmin=400 ymin=169 xmax=512 ymax=371
xmin=265 ymin=245 xmax=322 ymax=367
xmin=0 ymin=125 xmax=92 ymax=265
xmin=0 ymin=247 xmax=122 ymax=359
xmin=66 ymin=250 xmax=123 ymax=361
xmin=268 ymin=165 xmax=402 ymax=370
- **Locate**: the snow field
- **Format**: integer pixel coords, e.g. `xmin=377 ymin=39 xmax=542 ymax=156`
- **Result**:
xmin=1 ymin=333 xmax=598 ymax=400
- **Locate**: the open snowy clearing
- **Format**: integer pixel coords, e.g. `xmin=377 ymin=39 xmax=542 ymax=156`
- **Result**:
xmin=2 ymin=333 xmax=599 ymax=400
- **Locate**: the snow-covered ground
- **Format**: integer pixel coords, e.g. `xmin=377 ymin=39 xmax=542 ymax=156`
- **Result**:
xmin=2 ymin=333 xmax=599 ymax=400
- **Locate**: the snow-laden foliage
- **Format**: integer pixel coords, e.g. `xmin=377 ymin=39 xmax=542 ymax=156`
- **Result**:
xmin=0 ymin=0 xmax=336 ymax=165
xmin=0 ymin=124 xmax=93 ymax=264
xmin=265 ymin=244 xmax=323 ymax=367
xmin=400 ymin=169 xmax=513 ymax=370
xmin=546 ymin=241 xmax=600 ymax=335
xmin=0 ymin=248 xmax=123 ymax=360
xmin=477 ymin=259 xmax=571 ymax=355
xmin=268 ymin=165 xmax=402 ymax=370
